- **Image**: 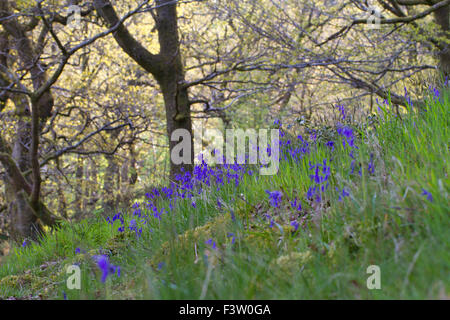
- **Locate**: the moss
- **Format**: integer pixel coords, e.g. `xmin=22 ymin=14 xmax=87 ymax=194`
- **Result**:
xmin=270 ymin=250 xmax=313 ymax=274
xmin=104 ymin=233 xmax=129 ymax=255
xmin=0 ymin=272 xmax=59 ymax=295
xmin=150 ymin=214 xmax=232 ymax=267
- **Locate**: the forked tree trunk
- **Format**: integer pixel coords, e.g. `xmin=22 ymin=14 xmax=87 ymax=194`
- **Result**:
xmin=0 ymin=1 xmax=58 ymax=242
xmin=94 ymin=0 xmax=194 ymax=182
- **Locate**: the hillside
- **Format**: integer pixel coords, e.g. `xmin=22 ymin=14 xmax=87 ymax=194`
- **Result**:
xmin=0 ymin=86 xmax=448 ymax=300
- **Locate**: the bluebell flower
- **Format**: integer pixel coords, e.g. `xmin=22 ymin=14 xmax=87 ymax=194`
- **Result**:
xmin=404 ymin=87 xmax=413 ymax=107
xmin=350 ymin=160 xmax=356 ymax=175
xmin=290 ymin=199 xmax=302 ymax=212
xmin=336 ymin=104 xmax=346 ymax=120
xmin=337 ymin=187 xmax=350 ymax=202
xmin=430 ymin=86 xmax=441 ymax=102
xmin=227 ymin=232 xmax=236 ymax=244
xmin=290 ymin=221 xmax=300 ymax=232
xmin=157 ymin=262 xmax=165 ymax=271
xmin=421 ymin=189 xmax=433 ymax=202
xmin=326 ymin=141 xmax=335 ymax=152
xmin=230 ymin=210 xmax=236 ymax=222
xmin=306 ymin=186 xmax=317 ymax=199
xmin=93 ymin=255 xmax=120 ymax=283
xmin=265 ymin=190 xmax=283 ymax=208
xmin=205 ymin=239 xmax=217 ymax=250
xmin=368 ymin=153 xmax=375 ymax=175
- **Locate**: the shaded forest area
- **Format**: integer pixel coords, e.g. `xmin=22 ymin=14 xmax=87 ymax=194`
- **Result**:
xmin=0 ymin=1 xmax=448 ymax=250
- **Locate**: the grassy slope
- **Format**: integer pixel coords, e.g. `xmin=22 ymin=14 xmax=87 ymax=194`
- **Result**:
xmin=0 ymin=87 xmax=448 ymax=300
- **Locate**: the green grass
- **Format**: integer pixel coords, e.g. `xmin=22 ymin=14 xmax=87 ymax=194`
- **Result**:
xmin=0 ymin=86 xmax=449 ymax=300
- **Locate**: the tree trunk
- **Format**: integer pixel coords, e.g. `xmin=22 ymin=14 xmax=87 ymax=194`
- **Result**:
xmin=160 ymin=79 xmax=193 ymax=180
xmin=90 ymin=159 xmax=99 ymax=209
xmin=0 ymin=1 xmax=57 ymax=242
xmin=157 ymin=0 xmax=194 ymax=180
xmin=0 ymin=94 xmax=44 ymax=241
xmin=103 ymin=154 xmax=118 ymax=215
xmin=94 ymin=0 xmax=194 ymax=182
xmin=73 ymin=156 xmax=84 ymax=219
xmin=83 ymin=158 xmax=90 ymax=212
xmin=1 ymin=136 xmax=43 ymax=241
xmin=129 ymin=144 xmax=138 ymax=185
xmin=434 ymin=5 xmax=450 ymax=78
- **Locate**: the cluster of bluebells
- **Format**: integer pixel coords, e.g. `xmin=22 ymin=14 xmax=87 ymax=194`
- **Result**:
xmin=290 ymin=198 xmax=302 ymax=212
xmin=105 ymin=204 xmax=149 ymax=237
xmin=102 ymin=117 xmax=347 ymax=240
xmin=404 ymin=87 xmax=413 ymax=108
xmin=205 ymin=238 xmax=218 ymax=250
xmin=306 ymin=159 xmax=331 ymax=203
xmin=278 ymin=119 xmax=312 ymax=163
xmin=336 ymin=104 xmax=347 ymax=120
xmin=337 ymin=125 xmax=357 ymax=150
xmin=280 ymin=134 xmax=312 ymax=162
xmin=336 ymin=187 xmax=350 ymax=202
xmin=429 ymin=85 xmax=441 ymax=103
xmin=106 ymin=212 xmax=125 ymax=232
xmin=265 ymin=190 xmax=283 ymax=208
xmin=336 ymin=122 xmax=376 ymax=177
xmin=105 ymin=153 xmax=258 ymax=235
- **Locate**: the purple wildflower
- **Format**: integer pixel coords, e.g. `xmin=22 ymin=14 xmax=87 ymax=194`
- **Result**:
xmin=205 ymin=238 xmax=217 ymax=250
xmin=337 ymin=187 xmax=350 ymax=202
xmin=326 ymin=141 xmax=335 ymax=152
xmin=227 ymin=232 xmax=236 ymax=244
xmin=421 ymin=189 xmax=433 ymax=202
xmin=265 ymin=190 xmax=283 ymax=208
xmin=290 ymin=221 xmax=300 ymax=232
xmin=290 ymin=198 xmax=302 ymax=212
xmin=93 ymin=255 xmax=120 ymax=283
xmin=336 ymin=104 xmax=346 ymax=120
